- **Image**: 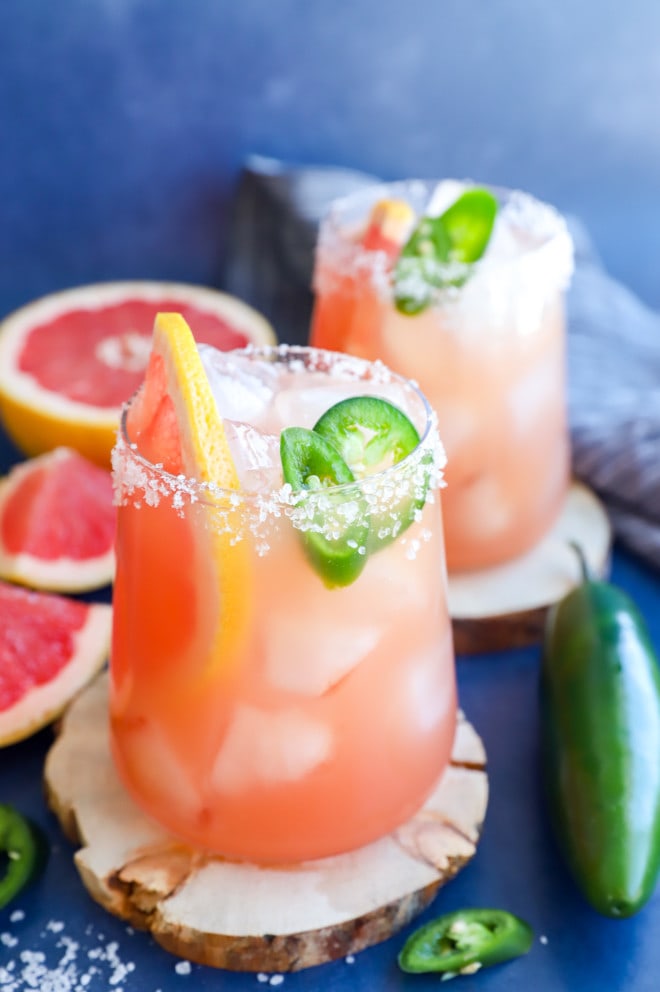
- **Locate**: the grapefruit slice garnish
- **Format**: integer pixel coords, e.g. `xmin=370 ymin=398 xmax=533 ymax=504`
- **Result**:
xmin=0 ymin=447 xmax=115 ymax=592
xmin=362 ymin=198 xmax=415 ymax=254
xmin=123 ymin=312 xmax=251 ymax=682
xmin=0 ymin=281 xmax=276 ymax=467
xmin=0 ymin=580 xmax=111 ymax=747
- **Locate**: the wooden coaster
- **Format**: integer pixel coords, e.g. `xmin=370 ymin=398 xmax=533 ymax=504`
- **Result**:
xmin=448 ymin=482 xmax=611 ymax=655
xmin=44 ymin=673 xmax=488 ymax=973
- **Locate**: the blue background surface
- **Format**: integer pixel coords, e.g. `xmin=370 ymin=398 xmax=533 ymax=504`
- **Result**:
xmin=2 ymin=2 xmax=660 ymax=988
xmin=1 ymin=0 xmax=660 ymax=322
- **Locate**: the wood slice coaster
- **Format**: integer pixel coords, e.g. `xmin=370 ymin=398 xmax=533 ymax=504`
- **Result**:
xmin=448 ymin=481 xmax=612 ymax=655
xmin=44 ymin=672 xmax=488 ymax=973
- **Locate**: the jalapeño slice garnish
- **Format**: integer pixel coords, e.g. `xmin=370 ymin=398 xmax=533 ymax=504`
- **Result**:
xmin=313 ymin=395 xmax=420 ymax=473
xmin=394 ymin=187 xmax=498 ymax=316
xmin=280 ymin=427 xmax=369 ymax=588
xmin=398 ymin=908 xmax=534 ymax=977
xmin=313 ymin=396 xmax=425 ymax=549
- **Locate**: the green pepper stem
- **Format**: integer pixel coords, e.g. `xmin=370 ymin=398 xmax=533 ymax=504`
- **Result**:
xmin=569 ymin=541 xmax=592 ymax=583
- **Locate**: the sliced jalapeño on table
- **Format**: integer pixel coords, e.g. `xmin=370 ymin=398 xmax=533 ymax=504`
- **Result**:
xmin=398 ymin=907 xmax=534 ymax=977
xmin=0 ymin=803 xmax=43 ymax=910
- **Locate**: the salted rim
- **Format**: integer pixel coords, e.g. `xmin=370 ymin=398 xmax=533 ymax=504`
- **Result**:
xmin=313 ymin=179 xmax=575 ymax=303
xmin=112 ymin=344 xmax=446 ymax=518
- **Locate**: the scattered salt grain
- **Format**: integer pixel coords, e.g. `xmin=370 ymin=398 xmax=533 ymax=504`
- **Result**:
xmin=345 ymin=954 xmax=355 ymax=964
xmin=0 ymin=917 xmax=138 ymax=992
xmin=540 ymin=934 xmax=549 ymax=945
xmin=174 ymin=960 xmax=192 ymax=975
xmin=269 ymin=976 xmax=284 ymax=987
xmin=257 ymin=974 xmax=270 ymax=983
xmin=9 ymin=911 xmax=25 ymax=923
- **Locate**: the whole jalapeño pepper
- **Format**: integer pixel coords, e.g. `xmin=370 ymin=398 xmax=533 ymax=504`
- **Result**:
xmin=540 ymin=545 xmax=660 ymax=917
xmin=0 ymin=804 xmax=40 ymax=910
xmin=398 ymin=907 xmax=533 ymax=976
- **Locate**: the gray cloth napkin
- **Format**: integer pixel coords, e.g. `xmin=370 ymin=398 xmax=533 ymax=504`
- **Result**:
xmin=223 ymin=155 xmax=660 ymax=571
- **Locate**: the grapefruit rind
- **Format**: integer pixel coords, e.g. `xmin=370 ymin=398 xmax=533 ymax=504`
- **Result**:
xmin=0 ymin=281 xmax=276 ymax=467
xmin=0 ymin=448 xmax=115 ymax=593
xmin=152 ymin=313 xmax=241 ymax=489
xmin=134 ymin=313 xmax=251 ymax=678
xmin=0 ymin=600 xmax=111 ymax=748
xmin=363 ymin=198 xmax=416 ymax=251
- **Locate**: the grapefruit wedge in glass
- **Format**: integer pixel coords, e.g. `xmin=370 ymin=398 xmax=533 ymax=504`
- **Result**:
xmin=111 ymin=312 xmax=251 ymax=727
xmin=0 ymin=281 xmax=276 ymax=467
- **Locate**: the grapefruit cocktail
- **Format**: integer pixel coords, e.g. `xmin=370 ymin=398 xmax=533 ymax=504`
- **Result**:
xmin=310 ymin=181 xmax=574 ymax=572
xmin=110 ymin=317 xmax=455 ymax=864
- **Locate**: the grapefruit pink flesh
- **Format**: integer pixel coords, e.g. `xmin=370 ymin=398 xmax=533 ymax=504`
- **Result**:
xmin=0 ymin=580 xmax=111 ymax=746
xmin=0 ymin=281 xmax=276 ymax=466
xmin=126 ymin=314 xmax=242 ymax=489
xmin=20 ymin=299 xmax=252 ymax=409
xmin=0 ymin=448 xmax=115 ymax=592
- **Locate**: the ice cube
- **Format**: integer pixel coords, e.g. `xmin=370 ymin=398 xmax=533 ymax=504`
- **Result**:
xmin=223 ymin=420 xmax=282 ymax=492
xmin=508 ymin=360 xmax=559 ymax=435
xmin=359 ymin=548 xmax=431 ymax=615
xmin=265 ymin=614 xmax=380 ymax=696
xmin=366 ymin=380 xmax=421 ymax=417
xmin=199 ymin=345 xmax=278 ymax=423
xmin=119 ymin=721 xmax=200 ymax=817
xmin=453 ymin=474 xmax=512 ymax=539
xmin=426 ymin=179 xmax=468 ymax=217
xmin=406 ymin=635 xmax=455 ymax=732
xmin=436 ymin=404 xmax=477 ymax=455
xmin=275 ymin=380 xmax=418 ymax=431
xmin=484 ymin=211 xmax=525 ymax=261
xmin=211 ymin=705 xmax=333 ymax=793
xmin=274 ymin=384 xmax=357 ymax=429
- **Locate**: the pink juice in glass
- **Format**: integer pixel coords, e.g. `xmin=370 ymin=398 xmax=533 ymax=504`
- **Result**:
xmin=310 ymin=181 xmax=574 ymax=572
xmin=111 ymin=341 xmax=456 ymax=864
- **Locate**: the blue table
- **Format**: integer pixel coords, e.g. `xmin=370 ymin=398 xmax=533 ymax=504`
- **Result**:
xmin=1 ymin=426 xmax=659 ymax=991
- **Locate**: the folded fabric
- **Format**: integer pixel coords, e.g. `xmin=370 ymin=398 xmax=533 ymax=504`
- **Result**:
xmin=223 ymin=155 xmax=660 ymax=571
xmin=568 ymin=233 xmax=660 ymax=570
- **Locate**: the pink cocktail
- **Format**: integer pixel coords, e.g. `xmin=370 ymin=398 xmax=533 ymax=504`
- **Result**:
xmin=110 ymin=338 xmax=456 ymax=864
xmin=311 ymin=181 xmax=574 ymax=572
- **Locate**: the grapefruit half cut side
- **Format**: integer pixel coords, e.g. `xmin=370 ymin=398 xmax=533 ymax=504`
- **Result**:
xmin=0 ymin=281 xmax=276 ymax=466
xmin=0 ymin=447 xmax=115 ymax=592
xmin=0 ymin=580 xmax=111 ymax=746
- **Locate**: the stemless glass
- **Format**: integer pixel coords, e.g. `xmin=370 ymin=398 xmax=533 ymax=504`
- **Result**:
xmin=310 ymin=181 xmax=574 ymax=572
xmin=110 ymin=345 xmax=456 ymax=864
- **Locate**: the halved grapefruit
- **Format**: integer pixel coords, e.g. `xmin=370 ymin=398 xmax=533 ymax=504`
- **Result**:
xmin=0 ymin=281 xmax=276 ymax=467
xmin=0 ymin=580 xmax=111 ymax=746
xmin=0 ymin=447 xmax=115 ymax=592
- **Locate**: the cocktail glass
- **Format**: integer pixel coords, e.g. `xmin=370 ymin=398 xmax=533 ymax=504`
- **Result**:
xmin=110 ymin=343 xmax=456 ymax=864
xmin=310 ymin=181 xmax=574 ymax=572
